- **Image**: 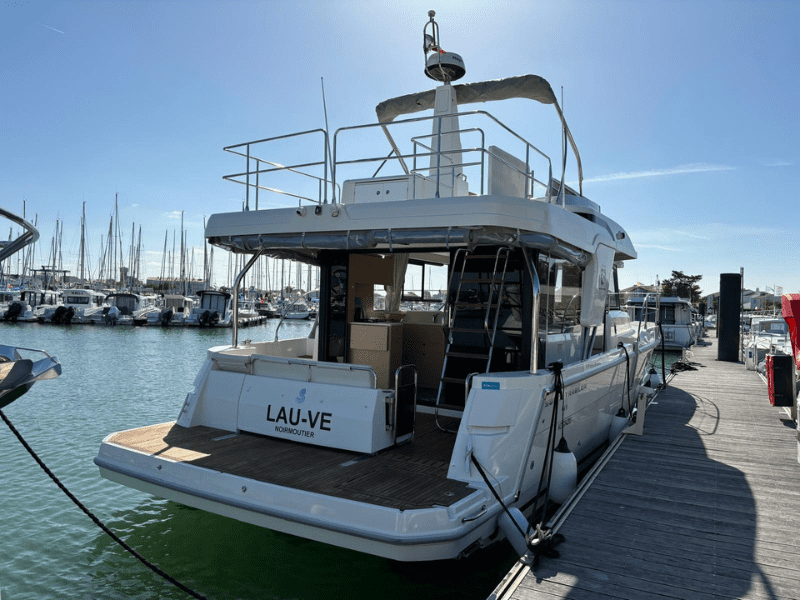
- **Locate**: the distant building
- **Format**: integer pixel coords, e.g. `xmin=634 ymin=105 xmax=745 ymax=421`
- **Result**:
xmin=620 ymin=283 xmax=659 ymax=303
xmin=146 ymin=277 xmax=207 ymax=296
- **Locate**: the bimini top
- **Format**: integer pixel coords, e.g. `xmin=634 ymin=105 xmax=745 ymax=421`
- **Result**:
xmin=375 ymin=74 xmax=583 ymax=193
xmin=375 ymin=74 xmax=557 ymax=123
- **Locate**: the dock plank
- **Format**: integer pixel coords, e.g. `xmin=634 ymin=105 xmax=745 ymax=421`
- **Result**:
xmin=491 ymin=335 xmax=800 ymax=600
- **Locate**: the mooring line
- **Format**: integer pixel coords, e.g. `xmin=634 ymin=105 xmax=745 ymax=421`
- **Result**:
xmin=0 ymin=409 xmax=208 ymax=600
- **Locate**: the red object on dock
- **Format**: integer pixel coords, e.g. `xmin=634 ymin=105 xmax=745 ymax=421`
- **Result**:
xmin=782 ymin=293 xmax=800 ymax=369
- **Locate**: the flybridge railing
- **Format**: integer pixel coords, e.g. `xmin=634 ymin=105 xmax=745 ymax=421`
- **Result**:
xmin=222 ymin=110 xmax=555 ymax=207
xmin=223 ymin=129 xmax=334 ymax=209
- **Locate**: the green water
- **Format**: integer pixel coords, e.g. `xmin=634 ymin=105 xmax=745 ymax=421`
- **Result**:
xmin=0 ymin=322 xmax=516 ymax=600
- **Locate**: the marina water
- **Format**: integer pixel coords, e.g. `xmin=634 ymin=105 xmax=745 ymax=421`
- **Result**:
xmin=0 ymin=322 xmax=518 ymax=600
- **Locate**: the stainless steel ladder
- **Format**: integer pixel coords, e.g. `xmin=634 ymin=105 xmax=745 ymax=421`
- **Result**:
xmin=435 ymin=247 xmax=512 ymax=430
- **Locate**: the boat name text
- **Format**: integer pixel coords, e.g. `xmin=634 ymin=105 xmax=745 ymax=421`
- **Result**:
xmin=266 ymin=405 xmax=332 ymax=431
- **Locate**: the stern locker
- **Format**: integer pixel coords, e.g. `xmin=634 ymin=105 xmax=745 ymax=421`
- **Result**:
xmin=436 ymin=247 xmax=526 ymax=409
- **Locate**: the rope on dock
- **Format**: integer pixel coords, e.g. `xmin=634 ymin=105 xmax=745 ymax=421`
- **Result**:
xmin=0 ymin=408 xmax=208 ymax=600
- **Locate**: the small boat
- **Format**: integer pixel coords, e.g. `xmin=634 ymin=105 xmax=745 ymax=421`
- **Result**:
xmin=4 ymin=289 xmax=60 ymax=323
xmin=0 ymin=208 xmax=62 ymax=408
xmin=280 ymin=300 xmax=311 ymax=320
xmin=624 ymin=295 xmax=699 ymax=350
xmin=40 ymin=288 xmax=105 ymax=324
xmin=184 ymin=290 xmax=233 ymax=327
xmin=91 ymin=292 xmax=154 ymax=326
xmin=0 ymin=345 xmax=62 ymax=409
xmin=97 ymin=12 xmax=660 ymax=562
xmin=743 ymin=315 xmax=791 ymax=372
xmin=145 ymin=294 xmax=196 ymax=326
xmin=255 ymin=299 xmax=277 ymax=317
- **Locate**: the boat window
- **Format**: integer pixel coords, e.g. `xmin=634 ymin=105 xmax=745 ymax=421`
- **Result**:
xmin=661 ymin=305 xmax=676 ymax=325
xmin=537 ymin=254 xmax=582 ymax=334
xmin=401 ymin=261 xmax=447 ymax=311
xmin=609 ymin=265 xmax=622 ymax=310
xmin=203 ymin=294 xmax=227 ymax=313
xmin=319 ymin=254 xmax=348 ymax=362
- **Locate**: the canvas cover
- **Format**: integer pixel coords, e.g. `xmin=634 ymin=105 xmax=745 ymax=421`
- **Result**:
xmin=375 ymin=74 xmax=557 ymax=123
xmin=782 ymin=293 xmax=800 ymax=368
xmin=374 ymin=74 xmax=583 ymax=192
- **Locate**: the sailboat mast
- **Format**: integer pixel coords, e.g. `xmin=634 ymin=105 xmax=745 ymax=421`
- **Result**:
xmin=79 ymin=202 xmax=86 ymax=282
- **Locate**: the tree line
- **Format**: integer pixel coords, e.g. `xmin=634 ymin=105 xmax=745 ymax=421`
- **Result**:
xmin=660 ymin=271 xmax=702 ymax=304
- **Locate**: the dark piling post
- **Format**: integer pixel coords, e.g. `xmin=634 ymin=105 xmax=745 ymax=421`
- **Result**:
xmin=717 ymin=273 xmax=741 ymax=362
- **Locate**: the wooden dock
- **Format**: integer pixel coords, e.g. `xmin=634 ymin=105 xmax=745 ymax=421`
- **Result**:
xmin=491 ymin=335 xmax=800 ymax=600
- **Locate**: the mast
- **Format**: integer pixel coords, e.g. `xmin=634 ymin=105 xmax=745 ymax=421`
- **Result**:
xmin=159 ymin=230 xmax=167 ymax=291
xmin=79 ymin=202 xmax=86 ymax=282
xmin=105 ymin=215 xmax=114 ymax=285
xmin=181 ymin=213 xmax=186 ymax=295
xmin=113 ymin=193 xmax=118 ymax=287
xmin=136 ymin=225 xmax=142 ymax=289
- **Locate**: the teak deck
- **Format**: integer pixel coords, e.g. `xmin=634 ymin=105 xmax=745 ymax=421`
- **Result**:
xmin=108 ymin=411 xmax=473 ymax=510
xmin=491 ymin=335 xmax=800 ymax=600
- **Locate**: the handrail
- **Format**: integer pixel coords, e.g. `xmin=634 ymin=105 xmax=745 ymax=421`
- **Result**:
xmin=392 ymin=364 xmax=417 ymax=440
xmin=250 ymin=354 xmax=378 ymax=389
xmin=273 ymin=294 xmax=312 ymax=342
xmin=221 ymin=109 xmax=557 ymax=210
xmin=231 ymin=250 xmax=263 ymax=348
xmin=635 ymin=293 xmax=661 ymax=338
xmin=522 ymin=247 xmax=541 ymax=374
xmin=223 ymin=128 xmax=331 ymax=206
xmin=0 ymin=208 xmax=39 ymax=263
xmin=332 ymin=109 xmax=552 ymax=203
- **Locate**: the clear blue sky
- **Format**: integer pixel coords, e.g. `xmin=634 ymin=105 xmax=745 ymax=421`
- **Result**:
xmin=2 ymin=0 xmax=798 ymax=297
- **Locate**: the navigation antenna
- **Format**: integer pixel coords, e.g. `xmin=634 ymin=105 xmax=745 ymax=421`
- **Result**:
xmin=320 ymin=77 xmax=333 ymax=204
xmin=423 ymin=10 xmax=465 ymax=83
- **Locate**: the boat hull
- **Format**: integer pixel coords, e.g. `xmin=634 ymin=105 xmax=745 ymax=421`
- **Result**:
xmin=95 ymin=330 xmax=658 ymax=561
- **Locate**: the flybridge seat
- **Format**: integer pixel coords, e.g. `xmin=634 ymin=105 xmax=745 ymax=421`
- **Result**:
xmin=341 ymin=145 xmax=530 ymax=204
xmin=341 ymin=172 xmax=468 ymax=204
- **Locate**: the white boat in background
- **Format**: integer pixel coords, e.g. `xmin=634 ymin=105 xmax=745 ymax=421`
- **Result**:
xmin=0 ymin=291 xmax=19 ymax=315
xmin=4 ymin=289 xmax=60 ymax=323
xmin=90 ymin=292 xmax=154 ymax=326
xmin=184 ymin=290 xmax=233 ymax=327
xmin=0 ymin=208 xmax=62 ymax=408
xmin=743 ymin=315 xmax=791 ymax=372
xmin=96 ymin=12 xmax=660 ymax=562
xmin=145 ymin=294 xmax=196 ymax=326
xmin=280 ymin=299 xmax=311 ymax=320
xmin=40 ymin=289 xmax=104 ymax=324
xmin=624 ymin=296 xmax=698 ymax=350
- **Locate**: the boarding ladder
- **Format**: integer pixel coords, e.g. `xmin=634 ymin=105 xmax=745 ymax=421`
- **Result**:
xmin=435 ymin=247 xmax=520 ymax=430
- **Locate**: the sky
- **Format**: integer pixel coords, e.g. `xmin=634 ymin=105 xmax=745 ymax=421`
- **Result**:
xmin=1 ymin=0 xmax=798 ymax=297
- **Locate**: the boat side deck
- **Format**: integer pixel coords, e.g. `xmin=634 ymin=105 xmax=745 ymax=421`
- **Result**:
xmin=491 ymin=335 xmax=800 ymax=600
xmin=106 ymin=412 xmax=473 ymax=510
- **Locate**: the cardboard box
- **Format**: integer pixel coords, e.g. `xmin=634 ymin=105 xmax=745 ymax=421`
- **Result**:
xmin=402 ymin=323 xmax=445 ymax=389
xmin=350 ymin=323 xmax=403 ymax=388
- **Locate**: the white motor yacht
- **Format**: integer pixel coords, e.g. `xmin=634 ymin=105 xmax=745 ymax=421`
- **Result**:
xmin=743 ymin=315 xmax=791 ymax=372
xmin=40 ymin=288 xmax=104 ymax=324
xmin=184 ymin=290 xmax=233 ymax=327
xmin=145 ymin=294 xmax=196 ymax=326
xmin=624 ymin=295 xmax=698 ymax=350
xmin=4 ymin=289 xmax=60 ymax=323
xmin=90 ymin=292 xmax=154 ymax=326
xmin=97 ymin=13 xmax=660 ymax=562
